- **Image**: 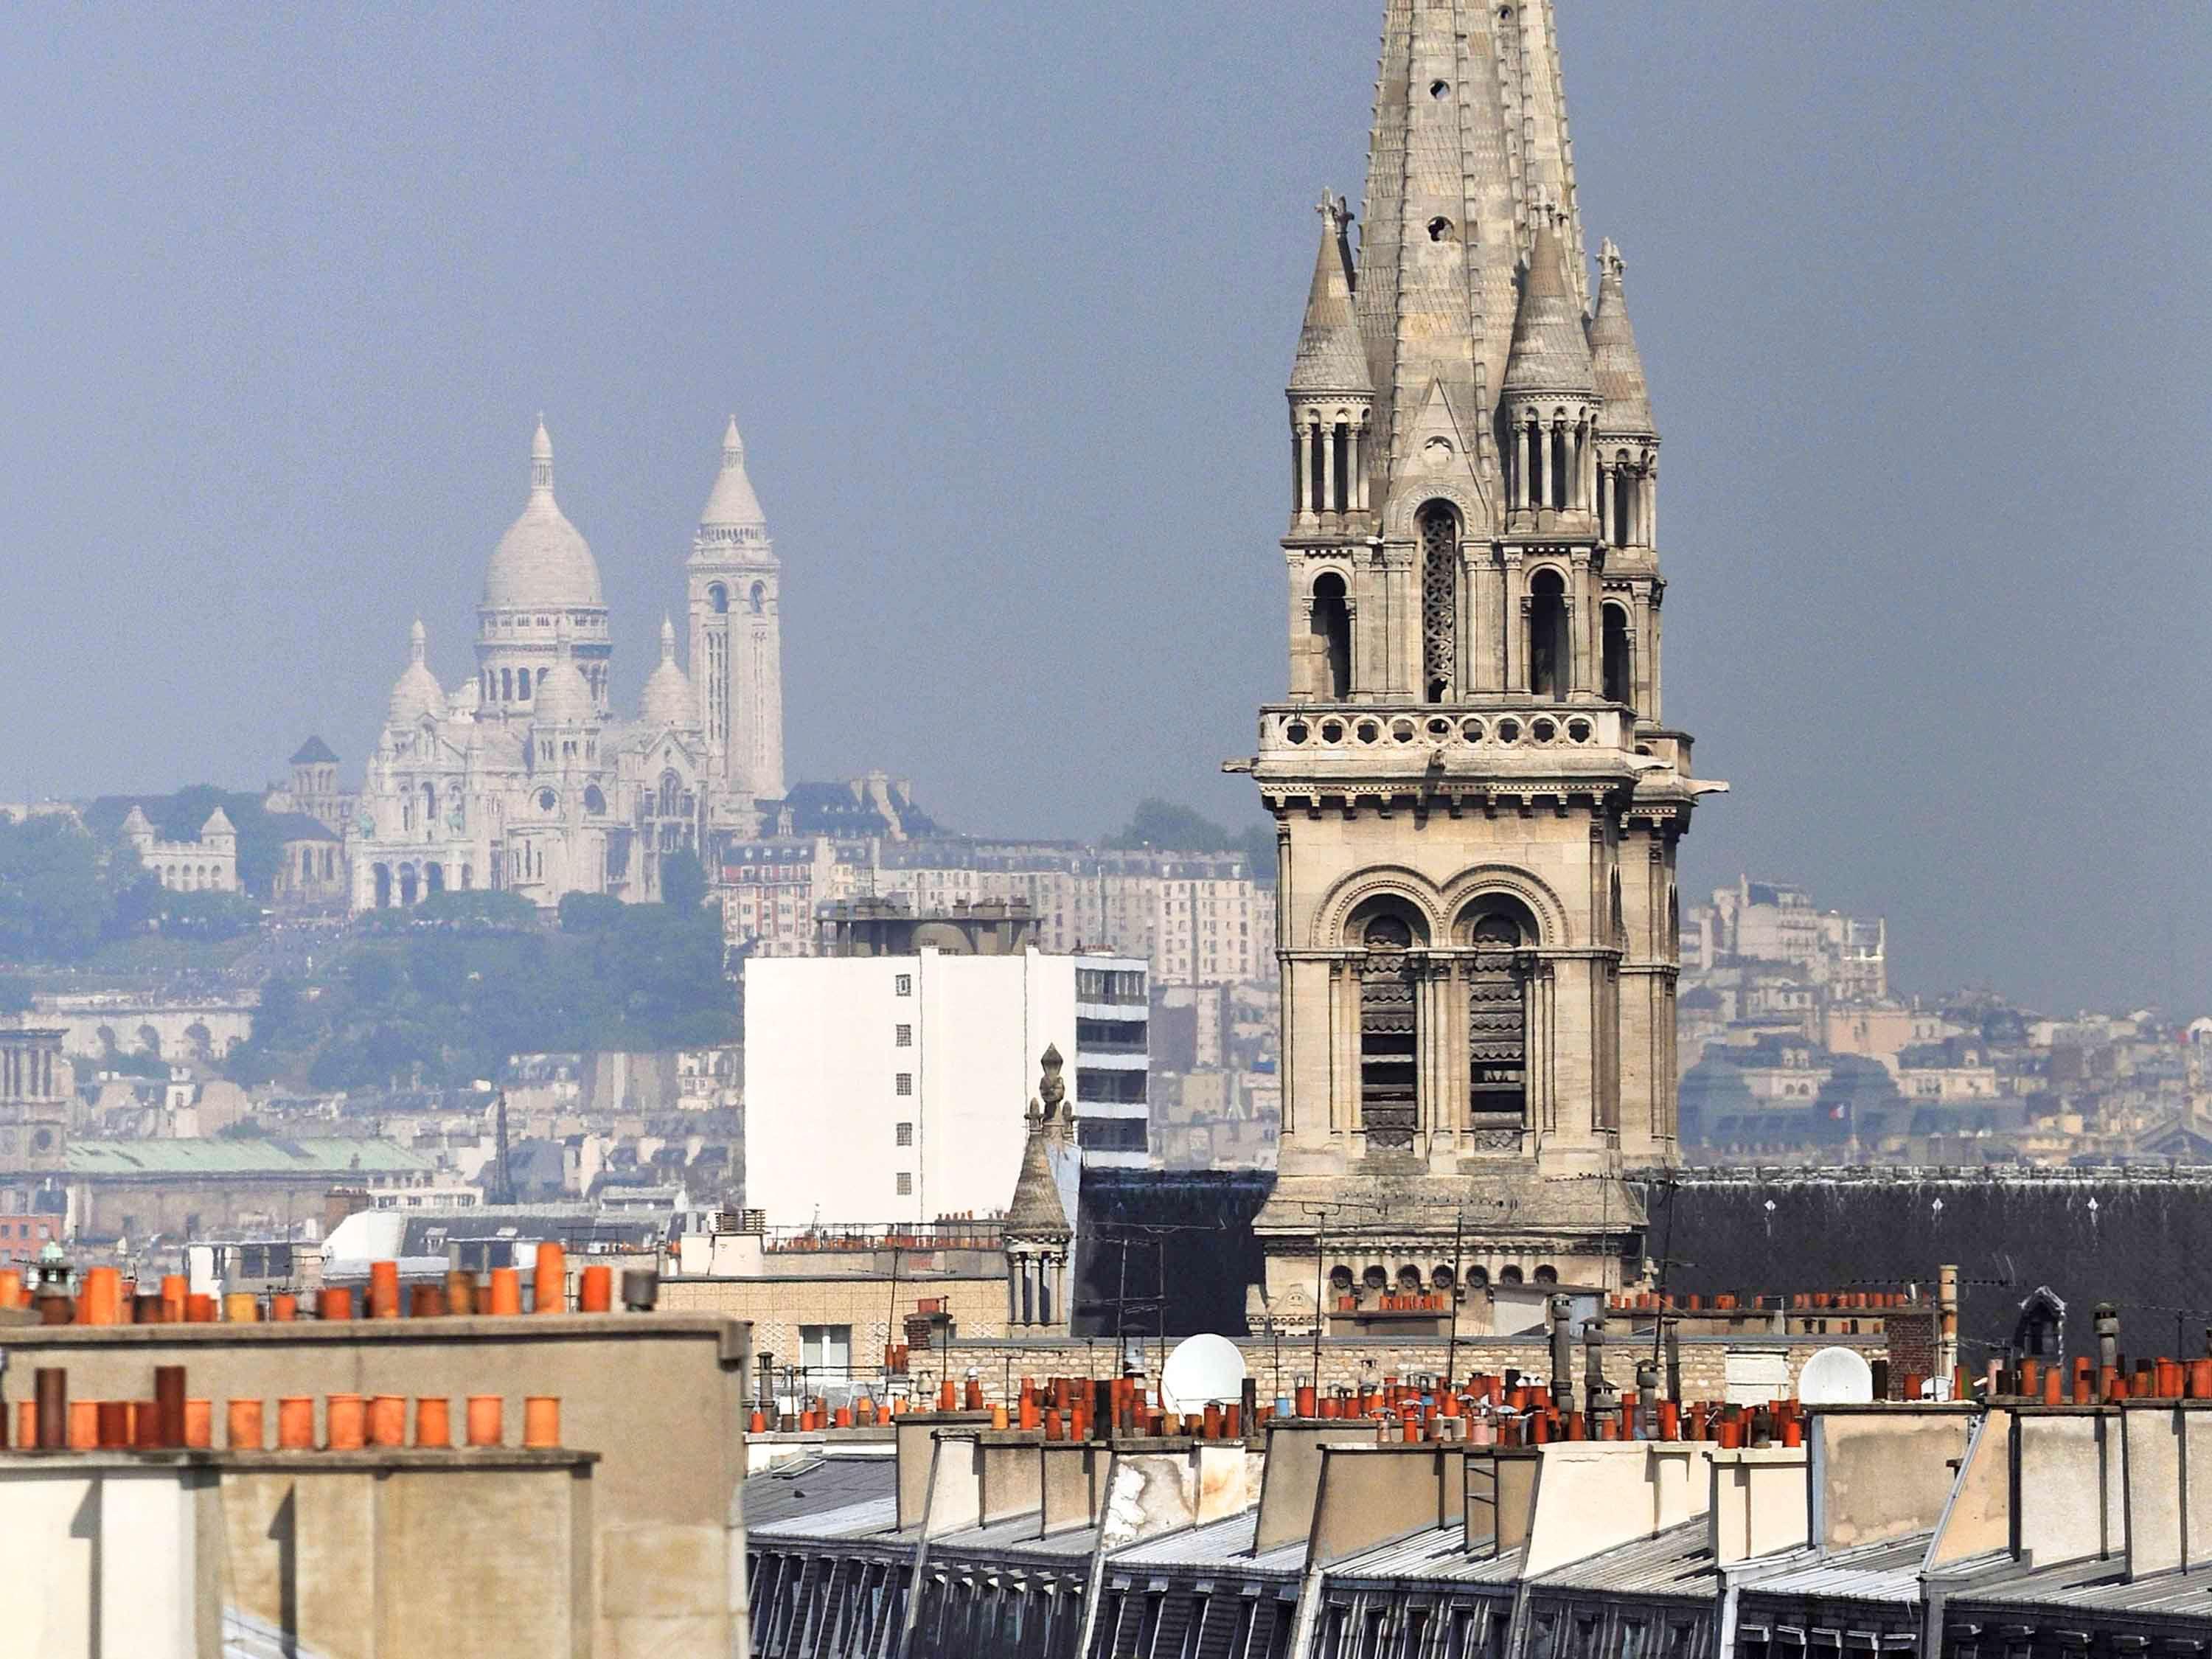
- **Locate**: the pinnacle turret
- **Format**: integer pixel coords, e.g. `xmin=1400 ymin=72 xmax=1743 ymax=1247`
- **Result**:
xmin=698 ymin=414 xmax=768 ymax=535
xmin=1502 ymin=213 xmax=1596 ymax=398
xmin=1288 ymin=193 xmax=1371 ymax=395
xmin=1588 ymin=240 xmax=1656 ymax=437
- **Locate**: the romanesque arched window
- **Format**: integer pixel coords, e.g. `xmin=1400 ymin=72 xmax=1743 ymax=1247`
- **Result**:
xmin=1348 ymin=897 xmax=1429 ymax=1150
xmin=708 ymin=583 xmax=728 ymax=614
xmin=1601 ymin=602 xmax=1633 ymax=707
xmin=1528 ymin=568 xmax=1570 ymax=700
xmin=659 ymin=771 xmax=682 ymax=816
xmin=1417 ymin=501 xmax=1458 ymax=703
xmin=1458 ymin=894 xmax=1538 ymax=1126
xmin=749 ymin=582 xmax=766 ymax=615
xmin=1311 ymin=572 xmax=1352 ymax=699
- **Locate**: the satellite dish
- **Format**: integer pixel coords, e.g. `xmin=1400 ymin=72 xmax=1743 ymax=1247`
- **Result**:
xmin=1161 ymin=1334 xmax=1248 ymax=1413
xmin=1797 ymin=1346 xmax=1874 ymax=1405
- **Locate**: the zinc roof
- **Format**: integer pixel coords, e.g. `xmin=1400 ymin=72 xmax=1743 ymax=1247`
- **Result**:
xmin=65 ymin=1138 xmax=432 ymax=1177
xmin=1531 ymin=1519 xmax=1715 ymax=1599
xmin=1739 ymin=1532 xmax=1933 ymax=1606
xmin=1954 ymin=1555 xmax=2212 ymax=1619
xmin=1107 ymin=1511 xmax=1304 ymax=1578
xmin=742 ymin=1454 xmax=897 ymax=1537
xmin=932 ymin=1512 xmax=1099 ymax=1560
xmin=1327 ymin=1523 xmax=1525 ymax=1587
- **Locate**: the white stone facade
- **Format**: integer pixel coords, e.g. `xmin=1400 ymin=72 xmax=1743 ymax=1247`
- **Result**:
xmin=350 ymin=418 xmax=786 ymax=911
xmin=120 ymin=806 xmax=237 ymax=894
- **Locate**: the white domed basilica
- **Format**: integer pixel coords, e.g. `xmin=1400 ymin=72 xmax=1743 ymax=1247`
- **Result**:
xmin=352 ymin=417 xmax=785 ymax=911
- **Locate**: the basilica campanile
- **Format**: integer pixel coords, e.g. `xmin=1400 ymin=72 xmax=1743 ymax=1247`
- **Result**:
xmin=1239 ymin=0 xmax=1722 ymax=1324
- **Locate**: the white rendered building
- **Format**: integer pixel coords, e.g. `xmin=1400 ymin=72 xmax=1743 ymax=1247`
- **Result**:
xmin=351 ymin=417 xmax=785 ymax=911
xmin=741 ymin=949 xmax=1148 ymax=1229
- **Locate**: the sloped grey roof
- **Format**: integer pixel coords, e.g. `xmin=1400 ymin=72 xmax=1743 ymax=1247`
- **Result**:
xmin=1530 ymin=1517 xmax=1713 ymax=1597
xmin=289 ymin=735 xmax=338 ymax=765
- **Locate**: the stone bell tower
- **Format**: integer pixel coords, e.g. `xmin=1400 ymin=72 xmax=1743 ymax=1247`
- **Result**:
xmin=1234 ymin=0 xmax=1723 ymax=1329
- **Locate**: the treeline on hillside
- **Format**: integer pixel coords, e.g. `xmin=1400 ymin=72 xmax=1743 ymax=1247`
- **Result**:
xmin=0 ymin=811 xmax=257 ymax=963
xmin=1105 ymin=798 xmax=1278 ymax=883
xmin=224 ymin=856 xmax=737 ymax=1091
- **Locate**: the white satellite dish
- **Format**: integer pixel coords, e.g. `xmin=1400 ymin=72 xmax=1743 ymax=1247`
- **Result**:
xmin=1796 ymin=1346 xmax=1875 ymax=1405
xmin=1161 ymin=1333 xmax=1248 ymax=1413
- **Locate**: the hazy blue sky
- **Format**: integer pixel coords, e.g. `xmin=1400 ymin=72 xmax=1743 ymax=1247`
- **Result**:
xmin=2 ymin=4 xmax=2207 ymax=1012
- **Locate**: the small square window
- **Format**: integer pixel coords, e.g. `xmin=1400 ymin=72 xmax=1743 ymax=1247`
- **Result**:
xmin=896 ymin=1172 xmax=913 ymax=1196
xmin=896 ymin=1121 xmax=914 ymax=1147
xmin=894 ymin=974 xmax=913 ymax=996
xmin=896 ymin=1073 xmax=913 ymax=1096
xmin=895 ymin=1023 xmax=913 ymax=1047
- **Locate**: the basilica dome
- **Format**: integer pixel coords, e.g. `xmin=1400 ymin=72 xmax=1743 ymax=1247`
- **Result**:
xmin=386 ymin=620 xmax=445 ymax=728
xmin=639 ymin=616 xmax=695 ymax=728
xmin=484 ymin=419 xmax=605 ymax=610
xmin=532 ymin=655 xmax=596 ymax=727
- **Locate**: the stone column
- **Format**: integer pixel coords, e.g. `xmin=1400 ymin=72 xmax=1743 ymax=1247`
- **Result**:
xmin=1503 ymin=553 xmax=1526 ymax=693
xmin=1534 ymin=422 xmax=1551 ymax=512
xmin=1321 ymin=422 xmax=1337 ymax=519
xmin=1568 ymin=550 xmax=1594 ymax=696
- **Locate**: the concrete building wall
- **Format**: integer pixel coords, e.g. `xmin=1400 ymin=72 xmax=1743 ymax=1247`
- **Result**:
xmin=661 ymin=1270 xmax=1010 ymax=1385
xmin=745 ymin=950 xmax=1112 ymax=1228
xmin=1 ymin=1450 xmax=594 ymax=1659
xmin=0 ymin=1313 xmax=751 ymax=1657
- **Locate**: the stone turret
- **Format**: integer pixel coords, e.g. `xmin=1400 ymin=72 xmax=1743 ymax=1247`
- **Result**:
xmin=1004 ymin=1046 xmax=1074 ymax=1333
xmin=1588 ymin=238 xmax=1659 ymax=550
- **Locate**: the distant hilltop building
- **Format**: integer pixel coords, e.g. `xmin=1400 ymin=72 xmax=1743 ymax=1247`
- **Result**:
xmin=351 ymin=416 xmax=786 ymax=910
xmin=118 ymin=804 xmax=237 ymax=894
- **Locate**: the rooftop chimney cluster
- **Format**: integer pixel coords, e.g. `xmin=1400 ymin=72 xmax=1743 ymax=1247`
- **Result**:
xmin=3 ymin=1363 xmax=563 ymax=1453
xmin=0 ymin=1247 xmax=659 ymax=1325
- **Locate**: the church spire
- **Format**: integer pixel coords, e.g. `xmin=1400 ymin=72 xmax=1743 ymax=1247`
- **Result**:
xmin=1354 ymin=0 xmax=1587 ymax=517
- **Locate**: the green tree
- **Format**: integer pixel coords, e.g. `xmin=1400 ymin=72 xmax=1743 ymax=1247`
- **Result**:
xmin=151 ymin=888 xmax=260 ymax=941
xmin=0 ymin=816 xmax=110 ymax=961
xmin=659 ymin=850 xmax=709 ymax=913
xmin=1105 ymin=799 xmax=1233 ymax=852
xmin=1237 ymin=822 xmax=1279 ymax=886
xmin=557 ymin=891 xmax=627 ymax=933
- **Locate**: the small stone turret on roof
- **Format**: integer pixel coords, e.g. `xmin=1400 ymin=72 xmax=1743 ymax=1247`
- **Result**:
xmin=1503 ymin=209 xmax=1597 ymax=398
xmin=1588 ymin=239 xmax=1657 ymax=437
xmin=1004 ymin=1045 xmax=1074 ymax=1242
xmin=199 ymin=807 xmax=237 ymax=841
xmin=532 ymin=617 xmax=596 ymax=728
xmin=386 ymin=619 xmax=445 ymax=728
xmin=1289 ymin=192 xmax=1372 ymax=395
xmin=120 ymin=805 xmax=155 ymax=843
xmin=639 ymin=616 xmax=695 ymax=729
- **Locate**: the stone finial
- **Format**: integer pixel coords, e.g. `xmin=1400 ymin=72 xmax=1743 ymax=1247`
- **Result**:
xmin=530 ymin=416 xmax=554 ymax=496
xmin=1600 ymin=237 xmax=1624 ymax=281
xmin=408 ymin=619 xmax=427 ymax=662
xmin=1037 ymin=1043 xmax=1066 ymax=1121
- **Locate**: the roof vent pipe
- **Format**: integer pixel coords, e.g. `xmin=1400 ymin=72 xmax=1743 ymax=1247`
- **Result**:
xmin=1548 ymin=1294 xmax=1573 ymax=1413
xmin=622 ymin=1267 xmax=659 ymax=1312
